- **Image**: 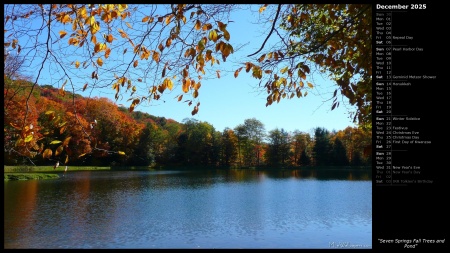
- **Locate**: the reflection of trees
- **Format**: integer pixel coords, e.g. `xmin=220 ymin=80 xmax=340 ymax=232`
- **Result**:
xmin=4 ymin=180 xmax=39 ymax=243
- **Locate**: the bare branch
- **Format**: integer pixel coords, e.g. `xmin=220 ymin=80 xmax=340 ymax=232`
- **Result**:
xmin=247 ymin=4 xmax=282 ymax=57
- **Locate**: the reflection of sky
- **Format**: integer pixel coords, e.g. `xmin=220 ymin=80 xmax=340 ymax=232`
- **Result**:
xmin=4 ymin=170 xmax=371 ymax=249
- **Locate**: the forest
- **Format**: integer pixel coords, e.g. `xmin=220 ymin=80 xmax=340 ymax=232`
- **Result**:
xmin=4 ymin=77 xmax=372 ymax=168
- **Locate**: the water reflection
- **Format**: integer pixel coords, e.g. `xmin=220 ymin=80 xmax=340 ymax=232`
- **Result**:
xmin=4 ymin=169 xmax=372 ymax=249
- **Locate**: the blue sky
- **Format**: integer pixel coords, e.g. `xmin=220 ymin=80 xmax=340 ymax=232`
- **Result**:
xmin=8 ymin=4 xmax=358 ymax=134
xmin=128 ymin=5 xmax=358 ymax=133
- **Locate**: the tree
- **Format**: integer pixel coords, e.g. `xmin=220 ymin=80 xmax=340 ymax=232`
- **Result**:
xmin=291 ymin=130 xmax=311 ymax=165
xmin=266 ymin=128 xmax=291 ymax=167
xmin=330 ymin=138 xmax=349 ymax=166
xmin=312 ymin=127 xmax=332 ymax=166
xmin=236 ymin=118 xmax=266 ymax=167
xmin=332 ymin=126 xmax=372 ymax=165
xmin=221 ymin=128 xmax=238 ymax=167
xmin=178 ymin=118 xmax=216 ymax=165
xmin=234 ymin=124 xmax=247 ymax=167
xmin=299 ymin=149 xmax=311 ymax=166
xmin=4 ymin=52 xmax=26 ymax=79
xmin=4 ymin=4 xmax=372 ymax=163
xmin=244 ymin=4 xmax=372 ymax=126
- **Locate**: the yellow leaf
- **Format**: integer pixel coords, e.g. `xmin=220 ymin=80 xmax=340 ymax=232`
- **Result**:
xmin=166 ymin=78 xmax=173 ymax=90
xmin=152 ymin=51 xmax=160 ymax=63
xmin=79 ymin=6 xmax=87 ymax=19
xmin=118 ymin=4 xmax=128 ymax=12
xmin=97 ymin=57 xmax=103 ymax=66
xmin=118 ymin=29 xmax=128 ymax=38
xmin=63 ymin=136 xmax=72 ymax=146
xmin=194 ymin=20 xmax=201 ymax=30
xmin=183 ymin=79 xmax=190 ymax=93
xmin=258 ymin=54 xmax=266 ymax=62
xmin=65 ymin=155 xmax=69 ymax=164
xmin=78 ymin=153 xmax=86 ymax=158
xmin=202 ymin=23 xmax=212 ymax=31
xmin=133 ymin=60 xmax=138 ymax=68
xmin=194 ymin=82 xmax=201 ymax=90
xmin=24 ymin=135 xmax=33 ymax=143
xmin=59 ymin=30 xmax=67 ymax=38
xmin=55 ymin=145 xmax=64 ymax=156
xmin=307 ymin=82 xmax=314 ymax=88
xmin=105 ymin=48 xmax=111 ymax=58
xmin=118 ymin=151 xmax=126 ymax=155
xmin=234 ymin=67 xmax=242 ymax=78
xmin=298 ymin=69 xmax=306 ymax=80
xmin=91 ymin=35 xmax=97 ymax=44
xmin=50 ymin=140 xmax=62 ymax=145
xmin=106 ymin=34 xmax=113 ymax=43
xmin=208 ymin=30 xmax=218 ymax=42
xmin=90 ymin=22 xmax=100 ymax=34
xmin=126 ymin=22 xmax=132 ymax=29
xmin=62 ymin=14 xmax=71 ymax=24
xmin=166 ymin=38 xmax=172 ymax=47
xmin=280 ymin=66 xmax=288 ymax=74
xmin=259 ymin=4 xmax=268 ymax=13
xmin=165 ymin=15 xmax=172 ymax=25
xmin=223 ymin=30 xmax=230 ymax=41
xmin=142 ymin=16 xmax=149 ymax=22
xmin=94 ymin=43 xmax=106 ymax=53
xmin=68 ymin=37 xmax=78 ymax=46
xmin=43 ymin=149 xmax=53 ymax=159
xmin=217 ymin=21 xmax=225 ymax=31
xmin=75 ymin=61 xmax=80 ymax=68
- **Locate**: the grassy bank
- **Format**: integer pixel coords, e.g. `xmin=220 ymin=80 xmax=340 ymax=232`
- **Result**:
xmin=4 ymin=165 xmax=112 ymax=173
xmin=4 ymin=166 xmax=112 ymax=181
xmin=4 ymin=173 xmax=60 ymax=181
xmin=4 ymin=165 xmax=371 ymax=181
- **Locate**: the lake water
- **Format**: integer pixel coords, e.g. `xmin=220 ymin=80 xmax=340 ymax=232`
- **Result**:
xmin=4 ymin=169 xmax=372 ymax=249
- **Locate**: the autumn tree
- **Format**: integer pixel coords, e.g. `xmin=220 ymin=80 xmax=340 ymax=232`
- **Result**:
xmin=220 ymin=127 xmax=238 ymax=167
xmin=265 ymin=128 xmax=291 ymax=167
xmin=234 ymin=118 xmax=266 ymax=167
xmin=332 ymin=126 xmax=372 ymax=165
xmin=291 ymin=130 xmax=311 ymax=165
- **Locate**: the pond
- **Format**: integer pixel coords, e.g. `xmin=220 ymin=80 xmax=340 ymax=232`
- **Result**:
xmin=4 ymin=169 xmax=372 ymax=249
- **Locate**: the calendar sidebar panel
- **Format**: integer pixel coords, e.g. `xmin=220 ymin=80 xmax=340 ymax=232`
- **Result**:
xmin=373 ymin=3 xmax=447 ymax=250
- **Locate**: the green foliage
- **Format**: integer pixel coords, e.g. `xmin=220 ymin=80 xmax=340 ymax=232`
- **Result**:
xmin=246 ymin=4 xmax=372 ymax=126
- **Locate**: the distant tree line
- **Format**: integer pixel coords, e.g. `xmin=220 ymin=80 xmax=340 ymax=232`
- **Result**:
xmin=4 ymin=79 xmax=371 ymax=168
